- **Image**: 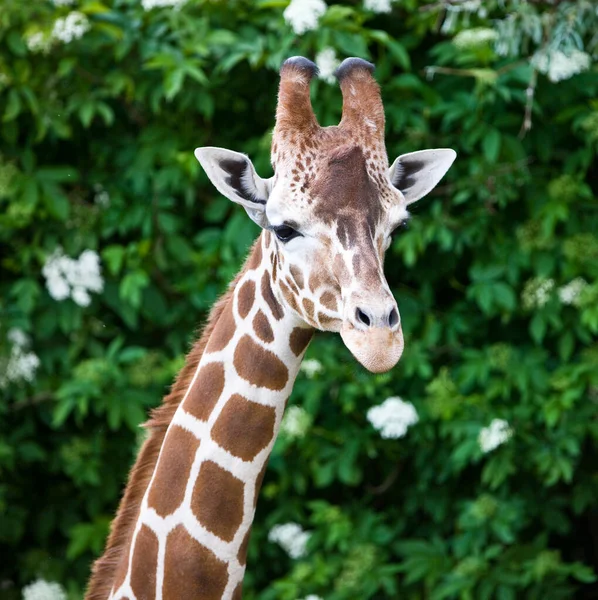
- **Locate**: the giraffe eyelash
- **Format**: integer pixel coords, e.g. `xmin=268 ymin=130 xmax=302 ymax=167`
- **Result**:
xmin=271 ymin=223 xmax=302 ymax=243
xmin=390 ymin=218 xmax=410 ymax=237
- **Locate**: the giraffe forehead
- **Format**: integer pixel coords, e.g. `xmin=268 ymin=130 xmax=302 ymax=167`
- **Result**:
xmin=270 ymin=142 xmax=399 ymax=236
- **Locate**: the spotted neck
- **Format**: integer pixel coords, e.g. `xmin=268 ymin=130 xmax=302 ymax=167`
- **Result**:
xmin=109 ymin=232 xmax=313 ymax=600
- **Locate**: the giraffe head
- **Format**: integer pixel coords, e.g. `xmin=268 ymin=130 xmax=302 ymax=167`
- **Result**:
xmin=196 ymin=57 xmax=456 ymax=373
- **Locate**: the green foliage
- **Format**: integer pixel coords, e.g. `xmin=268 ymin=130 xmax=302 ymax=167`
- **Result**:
xmin=1 ymin=0 xmax=597 ymax=598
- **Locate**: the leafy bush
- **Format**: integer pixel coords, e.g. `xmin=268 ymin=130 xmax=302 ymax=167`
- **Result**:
xmin=1 ymin=0 xmax=597 ymax=598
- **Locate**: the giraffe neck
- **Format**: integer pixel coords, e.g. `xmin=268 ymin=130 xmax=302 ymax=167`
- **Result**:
xmin=110 ymin=232 xmax=313 ymax=600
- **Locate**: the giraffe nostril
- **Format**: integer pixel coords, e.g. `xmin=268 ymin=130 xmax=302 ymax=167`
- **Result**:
xmin=388 ymin=308 xmax=399 ymax=328
xmin=355 ymin=308 xmax=371 ymax=327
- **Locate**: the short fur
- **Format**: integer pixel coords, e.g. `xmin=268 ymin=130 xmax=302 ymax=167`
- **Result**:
xmin=85 ymin=243 xmax=257 ymax=600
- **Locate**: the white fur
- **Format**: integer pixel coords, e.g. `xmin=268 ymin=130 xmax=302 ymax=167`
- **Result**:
xmin=388 ymin=148 xmax=456 ymax=204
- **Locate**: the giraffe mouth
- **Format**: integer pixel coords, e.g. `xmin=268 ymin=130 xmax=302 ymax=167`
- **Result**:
xmin=340 ymin=325 xmax=404 ymax=373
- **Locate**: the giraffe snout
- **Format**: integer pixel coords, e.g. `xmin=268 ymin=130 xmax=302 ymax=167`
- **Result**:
xmin=354 ymin=305 xmax=400 ymax=330
xmin=348 ymin=292 xmax=400 ymax=332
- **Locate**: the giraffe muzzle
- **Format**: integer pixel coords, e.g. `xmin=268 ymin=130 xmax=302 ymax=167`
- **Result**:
xmin=340 ymin=323 xmax=404 ymax=373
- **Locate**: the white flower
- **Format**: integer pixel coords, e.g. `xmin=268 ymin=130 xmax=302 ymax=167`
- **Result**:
xmin=51 ymin=0 xmax=75 ymax=6
xmin=52 ymin=12 xmax=90 ymax=44
xmin=302 ymin=596 xmax=323 ymax=600
xmin=283 ymin=0 xmax=327 ymax=35
xmin=453 ymin=27 xmax=497 ymax=50
xmin=300 ymin=358 xmax=322 ymax=378
xmin=7 ymin=328 xmax=29 ymax=348
xmin=364 ymin=0 xmax=392 ymax=13
xmin=22 ymin=579 xmax=67 ymax=600
xmin=71 ymin=286 xmax=91 ymax=307
xmin=449 ymin=0 xmax=481 ymax=12
xmin=93 ymin=183 xmax=110 ymax=207
xmin=315 ymin=48 xmax=340 ymax=84
xmin=521 ymin=277 xmax=555 ymax=309
xmin=478 ymin=418 xmax=512 ymax=453
xmin=141 ymin=0 xmax=187 ymax=10
xmin=367 ymin=396 xmax=419 ymax=439
xmin=558 ymin=277 xmax=588 ymax=306
xmin=281 ymin=406 xmax=311 ymax=439
xmin=25 ymin=32 xmax=52 ymax=54
xmin=268 ymin=522 xmax=311 ymax=558
xmin=42 ymin=247 xmax=104 ymax=305
xmin=531 ymin=48 xmax=591 ymax=83
xmin=1 ymin=331 xmax=40 ymax=388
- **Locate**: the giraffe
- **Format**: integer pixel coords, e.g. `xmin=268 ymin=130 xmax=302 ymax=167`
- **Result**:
xmin=86 ymin=56 xmax=456 ymax=600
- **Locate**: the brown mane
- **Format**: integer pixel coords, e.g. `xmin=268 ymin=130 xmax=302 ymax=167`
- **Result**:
xmin=85 ymin=240 xmax=258 ymax=600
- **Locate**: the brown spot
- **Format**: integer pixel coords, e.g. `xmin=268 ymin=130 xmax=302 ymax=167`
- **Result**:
xmin=336 ymin=220 xmax=359 ymax=250
xmin=290 ymin=327 xmax=313 ymax=356
xmin=184 ymin=362 xmax=225 ymax=421
xmin=320 ymin=291 xmax=338 ymax=312
xmin=212 ymin=394 xmax=276 ymax=462
xmin=191 ymin=461 xmax=244 ymax=542
xmin=309 ymin=272 xmax=322 ymax=293
xmin=232 ymin=583 xmax=243 ymax=600
xmin=280 ymin=280 xmax=301 ymax=315
xmin=261 ymin=271 xmax=284 ymax=320
xmin=353 ymin=253 xmax=362 ymax=274
xmin=206 ymin=299 xmax=235 ymax=352
xmin=234 ymin=335 xmax=288 ymax=390
xmin=302 ymin=298 xmax=315 ymax=320
xmin=272 ymin=253 xmax=278 ymax=282
xmin=237 ymin=528 xmax=251 ymax=566
xmin=163 ymin=525 xmax=228 ymax=599
xmin=286 ymin=276 xmax=300 ymax=296
xmin=246 ymin=237 xmax=263 ymax=270
xmin=147 ymin=426 xmax=200 ymax=517
xmin=333 ymin=255 xmax=351 ymax=286
xmin=130 ymin=525 xmax=158 ymax=600
xmin=318 ymin=313 xmax=341 ymax=328
xmin=237 ymin=280 xmax=255 ymax=319
xmin=253 ymin=310 xmax=274 ymax=343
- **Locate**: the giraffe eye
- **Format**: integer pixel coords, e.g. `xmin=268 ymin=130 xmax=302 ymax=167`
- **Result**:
xmin=273 ymin=224 xmax=301 ymax=243
xmin=390 ymin=218 xmax=410 ymax=238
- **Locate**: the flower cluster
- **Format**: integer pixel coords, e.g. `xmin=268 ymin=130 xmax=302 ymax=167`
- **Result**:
xmin=52 ymin=12 xmax=90 ymax=43
xmin=521 ymin=277 xmax=555 ymax=309
xmin=283 ymin=0 xmax=327 ymax=35
xmin=531 ymin=48 xmax=591 ymax=83
xmin=478 ymin=419 xmax=512 ymax=453
xmin=93 ymin=183 xmax=110 ymax=207
xmin=141 ymin=0 xmax=188 ymax=10
xmin=364 ymin=0 xmax=392 ymax=13
xmin=453 ymin=27 xmax=497 ymax=51
xmin=367 ymin=396 xmax=419 ymax=439
xmin=268 ymin=522 xmax=311 ymax=558
xmin=22 ymin=580 xmax=67 ymax=600
xmin=0 ymin=329 xmax=40 ymax=389
xmin=25 ymin=32 xmax=52 ymax=54
xmin=42 ymin=247 xmax=104 ymax=307
xmin=280 ymin=405 xmax=312 ymax=439
xmin=558 ymin=277 xmax=588 ymax=306
xmin=315 ymin=48 xmax=340 ymax=84
xmin=300 ymin=358 xmax=322 ymax=378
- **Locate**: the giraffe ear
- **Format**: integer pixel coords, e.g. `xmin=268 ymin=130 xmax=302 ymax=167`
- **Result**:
xmin=194 ymin=147 xmax=272 ymax=228
xmin=389 ymin=149 xmax=456 ymax=205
